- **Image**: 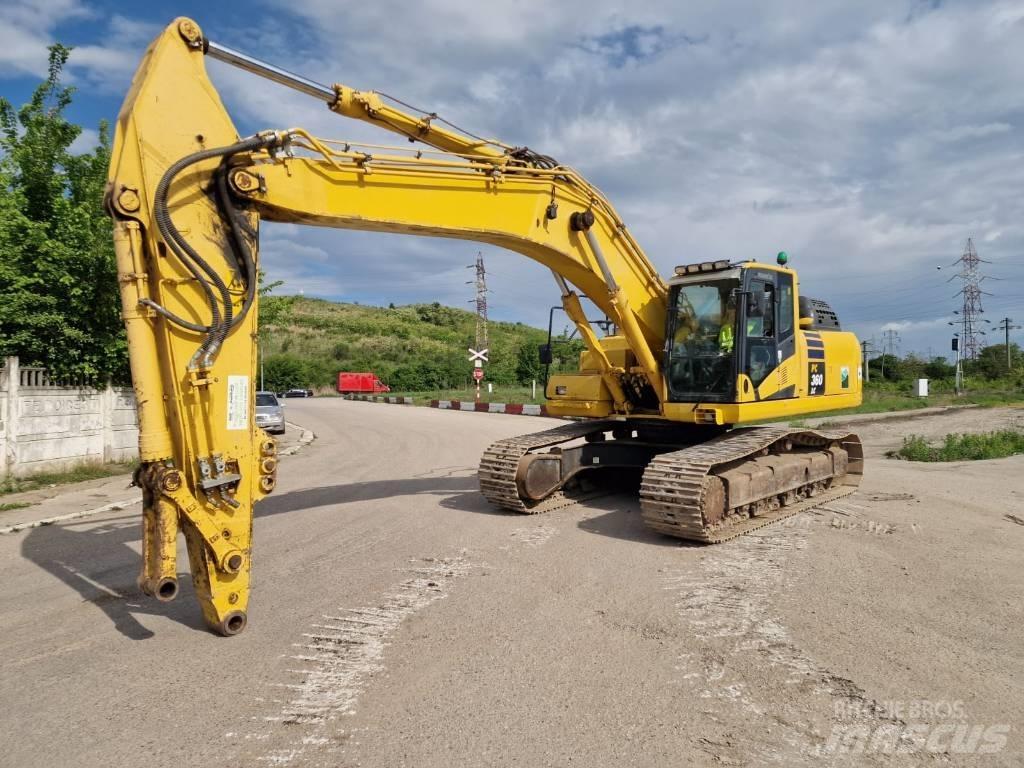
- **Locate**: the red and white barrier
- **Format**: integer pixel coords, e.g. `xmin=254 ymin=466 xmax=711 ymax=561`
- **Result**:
xmin=344 ymin=394 xmax=551 ymax=416
xmin=430 ymin=400 xmax=550 ymax=416
xmin=344 ymin=395 xmax=414 ymax=404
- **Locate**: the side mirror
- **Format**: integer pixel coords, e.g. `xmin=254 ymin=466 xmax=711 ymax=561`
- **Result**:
xmin=538 ymin=344 xmax=553 ymax=365
xmin=799 ymin=316 xmax=814 ymax=329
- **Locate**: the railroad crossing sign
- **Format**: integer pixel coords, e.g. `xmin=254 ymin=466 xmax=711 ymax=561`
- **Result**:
xmin=473 ymin=368 xmax=484 ymax=382
xmin=468 ymin=348 xmax=488 ymax=363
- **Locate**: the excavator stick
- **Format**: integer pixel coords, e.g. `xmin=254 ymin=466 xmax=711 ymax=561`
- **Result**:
xmin=108 ymin=20 xmax=279 ymax=635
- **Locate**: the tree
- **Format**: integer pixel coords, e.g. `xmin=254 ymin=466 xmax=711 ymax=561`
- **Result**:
xmin=924 ymin=357 xmax=955 ymax=380
xmin=262 ymin=354 xmax=310 ymax=391
xmin=514 ymin=339 xmax=543 ymax=384
xmin=870 ymin=354 xmax=902 ymax=381
xmin=966 ymin=343 xmax=1023 ymax=380
xmin=0 ymin=45 xmax=125 ymax=382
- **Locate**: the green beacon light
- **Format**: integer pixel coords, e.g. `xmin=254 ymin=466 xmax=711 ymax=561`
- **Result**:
xmin=776 ymin=251 xmax=789 ymax=266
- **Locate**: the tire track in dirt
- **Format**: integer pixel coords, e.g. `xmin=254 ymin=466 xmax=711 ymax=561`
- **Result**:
xmin=227 ymin=555 xmax=470 ymax=766
xmin=664 ymin=523 xmax=904 ymax=765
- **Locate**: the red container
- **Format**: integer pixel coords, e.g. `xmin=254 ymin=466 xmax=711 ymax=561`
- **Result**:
xmin=337 ymin=372 xmax=390 ymax=394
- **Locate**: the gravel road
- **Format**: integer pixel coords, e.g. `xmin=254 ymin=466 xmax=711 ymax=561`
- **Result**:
xmin=1 ymin=400 xmax=1021 ymax=767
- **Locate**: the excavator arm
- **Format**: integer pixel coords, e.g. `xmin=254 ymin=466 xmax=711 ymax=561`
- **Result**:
xmin=106 ymin=18 xmax=668 ymax=634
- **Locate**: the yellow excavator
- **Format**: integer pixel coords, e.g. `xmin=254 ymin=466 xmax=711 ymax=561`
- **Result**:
xmin=107 ymin=18 xmax=864 ymax=635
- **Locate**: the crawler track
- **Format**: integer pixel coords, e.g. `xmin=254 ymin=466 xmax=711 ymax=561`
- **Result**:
xmin=478 ymin=420 xmax=620 ymax=514
xmin=479 ymin=422 xmax=863 ymax=543
xmin=639 ymin=427 xmax=864 ymax=543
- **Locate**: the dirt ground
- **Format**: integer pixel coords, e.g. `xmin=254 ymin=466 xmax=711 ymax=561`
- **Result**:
xmin=1 ymin=401 xmax=1021 ymax=767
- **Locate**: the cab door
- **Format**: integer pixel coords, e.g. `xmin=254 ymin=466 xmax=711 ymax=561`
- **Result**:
xmin=741 ymin=272 xmax=777 ymax=391
xmin=773 ymin=271 xmax=796 ymax=397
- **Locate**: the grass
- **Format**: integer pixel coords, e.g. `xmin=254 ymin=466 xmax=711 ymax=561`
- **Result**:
xmin=369 ymin=380 xmax=1023 ymax=417
xmin=0 ymin=501 xmax=32 ymax=512
xmin=890 ymin=430 xmax=1024 ymax=462
xmin=767 ymin=387 xmax=1023 ymax=424
xmin=0 ymin=461 xmax=135 ymax=497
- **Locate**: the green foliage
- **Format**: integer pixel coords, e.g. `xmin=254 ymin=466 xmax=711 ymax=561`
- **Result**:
xmin=514 ymin=339 xmax=544 ymax=384
xmin=0 ymin=45 xmax=125 ymax=383
xmin=924 ymin=356 xmax=955 ymax=380
xmin=892 ymin=430 xmax=1024 ymax=462
xmin=258 ymin=296 xmax=579 ymax=391
xmin=964 ymin=343 xmax=1023 ymax=379
xmin=262 ymin=354 xmax=311 ymax=392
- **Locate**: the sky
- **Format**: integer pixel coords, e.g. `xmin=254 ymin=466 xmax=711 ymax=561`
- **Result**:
xmin=1 ymin=0 xmax=1022 ymax=359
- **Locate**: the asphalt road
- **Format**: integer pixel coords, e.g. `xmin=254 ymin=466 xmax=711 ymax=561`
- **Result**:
xmin=1 ymin=399 xmax=1022 ymax=767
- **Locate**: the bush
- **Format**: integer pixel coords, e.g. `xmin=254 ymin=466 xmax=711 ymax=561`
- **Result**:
xmin=891 ymin=430 xmax=1024 ymax=461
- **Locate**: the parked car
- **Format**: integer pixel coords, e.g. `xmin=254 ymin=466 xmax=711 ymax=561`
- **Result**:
xmin=255 ymin=391 xmax=286 ymax=434
xmin=283 ymin=388 xmax=313 ymax=398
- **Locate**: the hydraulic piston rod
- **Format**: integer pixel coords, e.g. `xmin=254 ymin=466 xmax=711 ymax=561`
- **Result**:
xmin=204 ymin=40 xmax=336 ymax=103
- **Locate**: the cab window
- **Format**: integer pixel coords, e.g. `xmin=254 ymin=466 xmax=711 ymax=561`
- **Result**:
xmin=777 ymin=274 xmax=794 ymax=340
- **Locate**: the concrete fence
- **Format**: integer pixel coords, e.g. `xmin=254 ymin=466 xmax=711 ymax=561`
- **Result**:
xmin=0 ymin=357 xmax=139 ymax=478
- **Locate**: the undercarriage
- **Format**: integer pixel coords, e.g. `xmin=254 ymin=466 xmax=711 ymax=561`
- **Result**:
xmin=479 ymin=420 xmax=863 ymax=542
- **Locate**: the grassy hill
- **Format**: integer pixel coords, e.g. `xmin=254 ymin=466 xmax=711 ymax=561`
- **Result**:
xmin=259 ymin=296 xmax=582 ymax=392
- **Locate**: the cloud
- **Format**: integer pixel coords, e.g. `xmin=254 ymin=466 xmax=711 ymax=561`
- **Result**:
xmin=0 ymin=5 xmax=157 ymax=92
xmin=7 ymin=0 xmax=1023 ymax=358
xmin=67 ymin=126 xmax=98 ymax=154
xmin=196 ymin=0 xmax=1020 ymax=358
xmin=0 ymin=0 xmax=92 ymax=77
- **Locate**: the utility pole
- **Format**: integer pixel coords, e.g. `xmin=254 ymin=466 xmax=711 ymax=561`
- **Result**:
xmin=860 ymin=340 xmax=876 ymax=383
xmin=951 ymin=334 xmax=963 ymax=395
xmin=466 ymin=253 xmax=489 ymax=401
xmin=995 ymin=317 xmax=1021 ymax=371
xmin=947 ymin=238 xmax=992 ymax=360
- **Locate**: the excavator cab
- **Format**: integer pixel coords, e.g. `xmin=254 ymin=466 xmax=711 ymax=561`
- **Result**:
xmin=665 ymin=261 xmax=798 ymax=405
xmin=665 ymin=266 xmax=741 ymax=402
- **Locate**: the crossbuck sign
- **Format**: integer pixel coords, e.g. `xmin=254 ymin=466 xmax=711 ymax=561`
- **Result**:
xmin=468 ymin=348 xmax=489 ymax=363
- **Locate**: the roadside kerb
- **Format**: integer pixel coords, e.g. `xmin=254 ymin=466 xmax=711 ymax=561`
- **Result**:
xmin=429 ymin=400 xmax=549 ymax=416
xmin=0 ymin=421 xmax=318 ymax=535
xmin=345 ymin=395 xmax=414 ymax=404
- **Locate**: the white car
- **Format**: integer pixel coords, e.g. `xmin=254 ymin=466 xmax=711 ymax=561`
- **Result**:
xmin=255 ymin=391 xmax=286 ymax=435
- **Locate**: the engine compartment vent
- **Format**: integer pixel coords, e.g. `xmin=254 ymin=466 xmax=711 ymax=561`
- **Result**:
xmin=799 ymin=296 xmax=842 ymax=330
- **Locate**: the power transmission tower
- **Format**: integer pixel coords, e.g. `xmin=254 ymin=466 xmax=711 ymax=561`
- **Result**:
xmin=467 ymin=252 xmax=489 ymax=352
xmin=947 ymin=238 xmax=992 ymax=360
xmin=880 ymin=330 xmax=900 ymax=376
xmin=466 ymin=253 xmax=489 ymax=399
xmin=995 ymin=317 xmax=1021 ymax=371
xmin=882 ymin=329 xmax=900 ymax=357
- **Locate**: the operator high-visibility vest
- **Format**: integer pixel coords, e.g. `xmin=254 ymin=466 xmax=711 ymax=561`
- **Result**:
xmin=719 ymin=324 xmax=734 ymax=352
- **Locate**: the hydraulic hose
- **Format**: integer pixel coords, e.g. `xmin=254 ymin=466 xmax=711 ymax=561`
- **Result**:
xmin=149 ymin=132 xmax=280 ymax=367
